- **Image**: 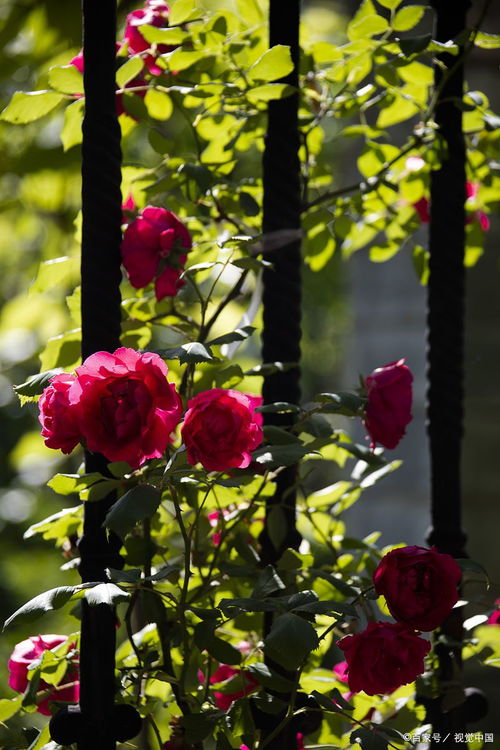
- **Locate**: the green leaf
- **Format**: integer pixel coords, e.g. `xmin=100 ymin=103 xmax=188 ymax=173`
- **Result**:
xmin=348 ymin=14 xmax=389 ymax=40
xmin=376 ymin=0 xmax=402 ymax=7
xmin=0 ymin=695 xmax=23 ymax=721
xmin=456 ymin=558 xmax=489 ymax=586
xmin=3 ymin=587 xmax=76 ymax=630
xmin=264 ymin=613 xmax=319 ymax=670
xmin=330 ymin=687 xmax=354 ymax=710
xmin=48 ymin=472 xmax=104 ymax=496
xmin=249 ymin=45 xmax=294 ymax=82
xmin=144 ymin=88 xmax=173 ymax=120
xmin=104 ymin=484 xmax=162 ymax=539
xmin=84 ymin=582 xmax=130 ymax=606
xmin=194 ymin=621 xmax=243 ymax=665
xmin=246 ymin=83 xmax=294 ymax=103
xmin=24 ymin=506 xmax=82 ymax=542
xmin=61 ymin=98 xmax=84 ymax=151
xmin=139 ymin=25 xmax=189 ymax=45
xmin=474 ymin=31 xmax=500 ymax=49
xmin=161 ymin=342 xmax=217 ymax=364
xmin=39 ymin=328 xmax=81 ymax=371
xmin=218 ymin=597 xmax=281 ymax=614
xmin=247 ymin=663 xmax=295 ymax=692
xmin=399 ymin=33 xmax=432 ymax=56
xmin=116 ymin=56 xmax=144 ymax=88
xmin=315 ymin=391 xmax=366 ymax=416
xmin=255 ymin=401 xmax=300 ymax=414
xmin=181 ymin=713 xmax=220 ymax=744
xmin=27 ymin=724 xmax=51 ymax=750
xmin=392 ymin=5 xmax=425 ymax=32
xmin=236 ymin=0 xmax=263 ymax=24
xmin=31 ymin=255 xmax=78 ymax=294
xmin=309 ymin=690 xmax=341 ymax=713
xmin=413 ymin=243 xmax=430 ymax=285
xmin=168 ymin=0 xmax=200 ymax=25
xmin=13 ymin=369 xmax=61 ymax=402
xmin=239 ymin=191 xmax=260 ymax=216
xmin=263 ymin=426 xmax=302 ymax=445
xmin=208 ymin=326 xmax=256 ymax=346
xmin=164 ymin=48 xmax=205 ymax=72
xmin=1 ymin=91 xmax=66 ymax=124
xmin=48 ymin=65 xmax=84 ymax=95
xmin=253 ymin=443 xmax=315 ymax=467
xmin=252 ymin=565 xmax=286 ymax=597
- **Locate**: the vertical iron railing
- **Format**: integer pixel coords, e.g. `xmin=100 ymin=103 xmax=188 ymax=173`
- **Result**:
xmin=50 ymin=1 xmax=141 ymax=748
xmin=426 ymin=0 xmax=473 ymax=745
xmin=259 ymin=0 xmax=302 ymax=747
xmin=260 ymin=0 xmax=302 ymax=565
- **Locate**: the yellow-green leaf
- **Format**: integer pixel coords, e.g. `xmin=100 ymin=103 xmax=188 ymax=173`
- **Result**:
xmin=392 ymin=5 xmax=425 ymax=32
xmin=1 ymin=91 xmax=66 ymax=124
xmin=249 ymin=45 xmax=294 ymax=82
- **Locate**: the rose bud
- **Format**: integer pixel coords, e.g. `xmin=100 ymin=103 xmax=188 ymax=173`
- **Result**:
xmin=363 ymin=358 xmax=413 ymax=450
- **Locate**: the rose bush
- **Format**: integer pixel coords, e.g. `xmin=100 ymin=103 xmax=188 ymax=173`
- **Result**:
xmin=38 ymin=348 xmax=182 ymax=468
xmin=8 ymin=635 xmax=79 ymax=716
xmin=121 ymin=206 xmax=192 ymax=301
xmin=181 ymin=389 xmax=263 ymax=471
xmin=363 ymin=359 xmax=413 ymax=449
xmin=337 ymin=622 xmax=431 ymax=696
xmin=373 ymin=545 xmax=461 ymax=631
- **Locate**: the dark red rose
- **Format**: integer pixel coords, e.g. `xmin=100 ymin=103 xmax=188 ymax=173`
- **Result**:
xmin=72 ymin=347 xmax=182 ymax=468
xmin=38 ymin=373 xmax=81 ymax=454
xmin=208 ymin=663 xmax=259 ymax=711
xmin=373 ymin=545 xmax=462 ymax=631
xmin=337 ymin=621 xmax=430 ymax=696
xmin=8 ymin=635 xmax=79 ymax=716
xmin=181 ymin=389 xmax=263 ymax=472
xmin=413 ymin=182 xmax=489 ymax=231
xmin=363 ymin=358 xmax=413 ymax=450
xmin=70 ymin=47 xmax=147 ymax=117
xmin=121 ymin=206 xmax=192 ymax=301
xmin=124 ymin=1 xmax=173 ymax=75
xmin=488 ymin=601 xmax=500 ymax=625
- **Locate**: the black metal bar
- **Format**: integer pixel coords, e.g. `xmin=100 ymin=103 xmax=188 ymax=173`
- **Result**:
xmin=426 ymin=1 xmax=471 ymax=745
xmin=258 ymin=1 xmax=302 ymax=748
xmin=260 ymin=0 xmax=302 ymax=567
xmin=77 ymin=1 xmax=124 ymax=747
xmin=49 ymin=2 xmax=136 ymax=748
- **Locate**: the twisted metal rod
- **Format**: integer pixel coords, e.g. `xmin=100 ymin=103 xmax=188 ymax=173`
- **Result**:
xmin=259 ymin=1 xmax=303 ymax=748
xmin=49 ymin=2 xmax=141 ymax=748
xmin=426 ymin=1 xmax=472 ymax=745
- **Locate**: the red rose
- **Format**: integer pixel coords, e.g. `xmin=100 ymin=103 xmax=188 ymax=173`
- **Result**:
xmin=488 ymin=600 xmax=500 ymax=625
xmin=337 ymin=622 xmax=430 ymax=696
xmin=181 ymin=390 xmax=263 ymax=472
xmin=38 ymin=373 xmax=81 ymax=454
xmin=363 ymin=358 xmax=413 ymax=449
xmin=121 ymin=206 xmax=192 ymax=301
xmin=70 ymin=47 xmax=147 ymax=117
xmin=8 ymin=635 xmax=79 ymax=716
xmin=124 ymin=1 xmax=173 ymax=75
xmin=373 ymin=545 xmax=461 ymax=631
xmin=412 ymin=182 xmax=489 ymax=232
xmin=72 ymin=347 xmax=182 ymax=468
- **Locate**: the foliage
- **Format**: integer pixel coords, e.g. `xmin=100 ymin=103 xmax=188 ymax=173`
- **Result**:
xmin=0 ymin=0 xmax=499 ymax=749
